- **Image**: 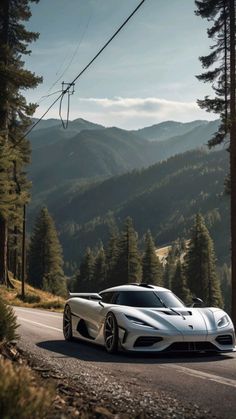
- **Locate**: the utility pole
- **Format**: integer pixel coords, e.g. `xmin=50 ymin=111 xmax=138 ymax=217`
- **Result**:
xmin=230 ymin=0 xmax=236 ymax=327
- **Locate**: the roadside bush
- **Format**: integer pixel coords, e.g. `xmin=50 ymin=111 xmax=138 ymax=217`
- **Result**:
xmin=37 ymin=300 xmax=64 ymax=310
xmin=0 ymin=359 xmax=52 ymax=419
xmin=17 ymin=293 xmax=41 ymax=304
xmin=0 ymin=297 xmax=18 ymax=343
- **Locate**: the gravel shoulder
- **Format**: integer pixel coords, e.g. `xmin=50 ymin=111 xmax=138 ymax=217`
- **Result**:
xmin=17 ymin=335 xmax=215 ymax=419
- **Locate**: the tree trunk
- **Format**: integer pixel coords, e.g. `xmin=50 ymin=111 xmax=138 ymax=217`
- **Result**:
xmin=230 ymin=0 xmax=236 ymax=327
xmin=21 ymin=205 xmax=26 ymax=299
xmin=0 ymin=217 xmax=8 ymax=285
xmin=13 ymin=226 xmax=18 ymax=278
xmin=0 ymin=0 xmax=11 ymax=287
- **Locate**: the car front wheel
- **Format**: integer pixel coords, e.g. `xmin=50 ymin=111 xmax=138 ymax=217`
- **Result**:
xmin=104 ymin=312 xmax=118 ymax=353
xmin=63 ymin=305 xmax=73 ymax=341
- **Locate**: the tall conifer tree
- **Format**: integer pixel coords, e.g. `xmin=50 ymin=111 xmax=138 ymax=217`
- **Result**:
xmin=195 ymin=0 xmax=230 ymax=146
xmin=105 ymin=227 xmax=119 ymax=287
xmin=185 ymin=214 xmax=223 ymax=307
xmin=115 ymin=217 xmax=142 ymax=284
xmin=163 ymin=247 xmax=176 ymax=290
xmin=93 ymin=245 xmax=107 ymax=290
xmin=142 ymin=231 xmax=163 ymax=285
xmin=28 ymin=208 xmax=66 ymax=296
xmin=172 ymin=259 xmax=191 ymax=305
xmin=195 ymin=0 xmax=236 ymax=324
xmin=0 ymin=0 xmax=42 ymax=285
xmin=76 ymin=248 xmax=95 ymax=292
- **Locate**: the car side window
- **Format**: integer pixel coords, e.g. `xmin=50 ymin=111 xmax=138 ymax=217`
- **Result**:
xmin=100 ymin=292 xmax=114 ymax=304
xmin=113 ymin=292 xmax=121 ymax=305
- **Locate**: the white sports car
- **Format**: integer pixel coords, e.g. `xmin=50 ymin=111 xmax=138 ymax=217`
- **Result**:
xmin=63 ymin=284 xmax=236 ymax=354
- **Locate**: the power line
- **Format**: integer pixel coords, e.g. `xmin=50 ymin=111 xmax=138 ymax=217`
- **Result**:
xmin=40 ymin=5 xmax=93 ymax=100
xmin=12 ymin=0 xmax=146 ymax=147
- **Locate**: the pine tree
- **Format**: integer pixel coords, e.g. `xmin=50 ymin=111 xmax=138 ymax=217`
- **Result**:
xmin=163 ymin=247 xmax=177 ymax=290
xmin=185 ymin=214 xmax=223 ymax=307
xmin=76 ymin=248 xmax=95 ymax=292
xmin=93 ymin=245 xmax=107 ymax=290
xmin=142 ymin=231 xmax=163 ymax=285
xmin=115 ymin=217 xmax=142 ymax=285
xmin=172 ymin=259 xmax=192 ymax=305
xmin=0 ymin=0 xmax=42 ymax=285
xmin=28 ymin=208 xmax=66 ymax=296
xmin=0 ymin=138 xmax=15 ymax=285
xmin=195 ymin=0 xmax=236 ymax=325
xmin=218 ymin=263 xmax=231 ymax=312
xmin=105 ymin=227 xmax=120 ymax=287
xmin=195 ymin=0 xmax=230 ymax=146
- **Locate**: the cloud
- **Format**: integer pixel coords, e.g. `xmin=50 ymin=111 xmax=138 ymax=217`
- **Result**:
xmin=33 ymin=96 xmax=214 ymax=130
xmin=81 ymin=96 xmax=198 ymax=113
xmin=74 ymin=97 xmax=214 ymax=129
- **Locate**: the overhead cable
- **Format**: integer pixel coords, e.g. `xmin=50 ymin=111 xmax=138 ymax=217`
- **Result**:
xmin=12 ymin=0 xmax=146 ymax=146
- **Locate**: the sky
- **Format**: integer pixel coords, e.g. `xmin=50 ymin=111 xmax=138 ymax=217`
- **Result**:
xmin=24 ymin=0 xmax=216 ymax=130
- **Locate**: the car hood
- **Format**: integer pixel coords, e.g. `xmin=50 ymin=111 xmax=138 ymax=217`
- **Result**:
xmin=113 ymin=306 xmax=222 ymax=334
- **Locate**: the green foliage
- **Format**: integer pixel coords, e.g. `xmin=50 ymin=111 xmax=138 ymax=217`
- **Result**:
xmin=185 ymin=214 xmax=223 ymax=307
xmin=105 ymin=226 xmax=120 ymax=287
xmin=0 ymin=359 xmax=51 ymax=419
xmin=218 ymin=263 xmax=231 ymax=313
xmin=142 ymin=231 xmax=163 ymax=285
xmin=93 ymin=245 xmax=107 ymax=290
xmin=164 ymin=247 xmax=177 ymax=290
xmin=195 ymin=0 xmax=230 ymax=146
xmin=0 ymin=138 xmax=15 ymax=222
xmin=42 ymin=149 xmax=229 ymax=270
xmin=172 ymin=260 xmax=192 ymax=305
xmin=28 ymin=119 xmax=219 ymax=195
xmin=28 ymin=207 xmax=66 ymax=296
xmin=76 ymin=247 xmax=95 ymax=292
xmin=0 ymin=297 xmax=19 ymax=343
xmin=0 ymin=0 xmax=42 ymax=284
xmin=114 ymin=217 xmax=142 ymax=285
xmin=16 ymin=293 xmax=40 ymax=304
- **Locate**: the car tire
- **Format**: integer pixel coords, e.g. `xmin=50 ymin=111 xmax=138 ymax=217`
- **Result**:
xmin=104 ymin=312 xmax=119 ymax=354
xmin=63 ymin=304 xmax=73 ymax=341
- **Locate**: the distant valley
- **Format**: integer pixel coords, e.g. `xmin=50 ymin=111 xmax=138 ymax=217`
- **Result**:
xmin=28 ymin=118 xmax=229 ymax=270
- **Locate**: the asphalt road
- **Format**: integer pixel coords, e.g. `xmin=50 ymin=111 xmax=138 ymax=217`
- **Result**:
xmin=15 ymin=306 xmax=236 ymax=419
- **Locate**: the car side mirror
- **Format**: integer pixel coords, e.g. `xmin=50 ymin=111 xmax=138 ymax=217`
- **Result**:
xmin=192 ymin=297 xmax=204 ymax=307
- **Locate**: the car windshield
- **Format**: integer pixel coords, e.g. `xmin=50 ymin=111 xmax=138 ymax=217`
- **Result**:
xmin=116 ymin=291 xmax=185 ymax=308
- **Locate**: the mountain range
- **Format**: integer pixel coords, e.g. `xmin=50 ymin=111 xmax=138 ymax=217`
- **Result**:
xmin=27 ymin=117 xmax=229 ymax=270
xmin=29 ymin=118 xmax=219 ymax=193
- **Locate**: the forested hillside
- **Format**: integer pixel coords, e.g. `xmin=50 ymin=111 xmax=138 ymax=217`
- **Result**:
xmin=29 ymin=118 xmax=220 ymax=194
xmin=134 ymin=120 xmax=209 ymax=141
xmin=28 ymin=149 xmax=229 ymax=270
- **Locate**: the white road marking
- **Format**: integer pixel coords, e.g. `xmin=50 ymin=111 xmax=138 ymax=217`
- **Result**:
xmin=161 ymin=364 xmax=236 ymax=388
xmin=18 ymin=317 xmax=62 ymax=333
xmin=15 ymin=307 xmax=62 ymax=319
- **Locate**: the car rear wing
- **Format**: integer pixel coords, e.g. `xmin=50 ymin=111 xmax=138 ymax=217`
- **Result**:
xmin=68 ymin=292 xmax=102 ymax=301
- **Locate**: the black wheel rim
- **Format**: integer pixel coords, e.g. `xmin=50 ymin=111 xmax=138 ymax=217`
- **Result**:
xmin=105 ymin=315 xmax=115 ymax=350
xmin=63 ymin=306 xmax=71 ymax=339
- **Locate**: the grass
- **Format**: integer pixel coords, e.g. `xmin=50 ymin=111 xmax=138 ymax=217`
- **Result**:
xmin=0 ymin=359 xmax=53 ymax=419
xmin=0 ymin=276 xmax=65 ymax=312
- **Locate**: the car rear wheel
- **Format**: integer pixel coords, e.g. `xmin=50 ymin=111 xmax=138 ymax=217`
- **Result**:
xmin=104 ymin=312 xmax=118 ymax=353
xmin=63 ymin=305 xmax=73 ymax=341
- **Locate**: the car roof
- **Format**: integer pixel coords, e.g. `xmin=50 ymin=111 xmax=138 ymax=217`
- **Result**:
xmin=100 ymin=284 xmax=169 ymax=293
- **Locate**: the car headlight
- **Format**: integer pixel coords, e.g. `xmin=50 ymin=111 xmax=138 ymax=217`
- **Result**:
xmin=217 ymin=315 xmax=230 ymax=328
xmin=125 ymin=315 xmax=157 ymax=329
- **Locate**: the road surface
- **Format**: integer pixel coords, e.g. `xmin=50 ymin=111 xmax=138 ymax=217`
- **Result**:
xmin=15 ymin=306 xmax=236 ymax=418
